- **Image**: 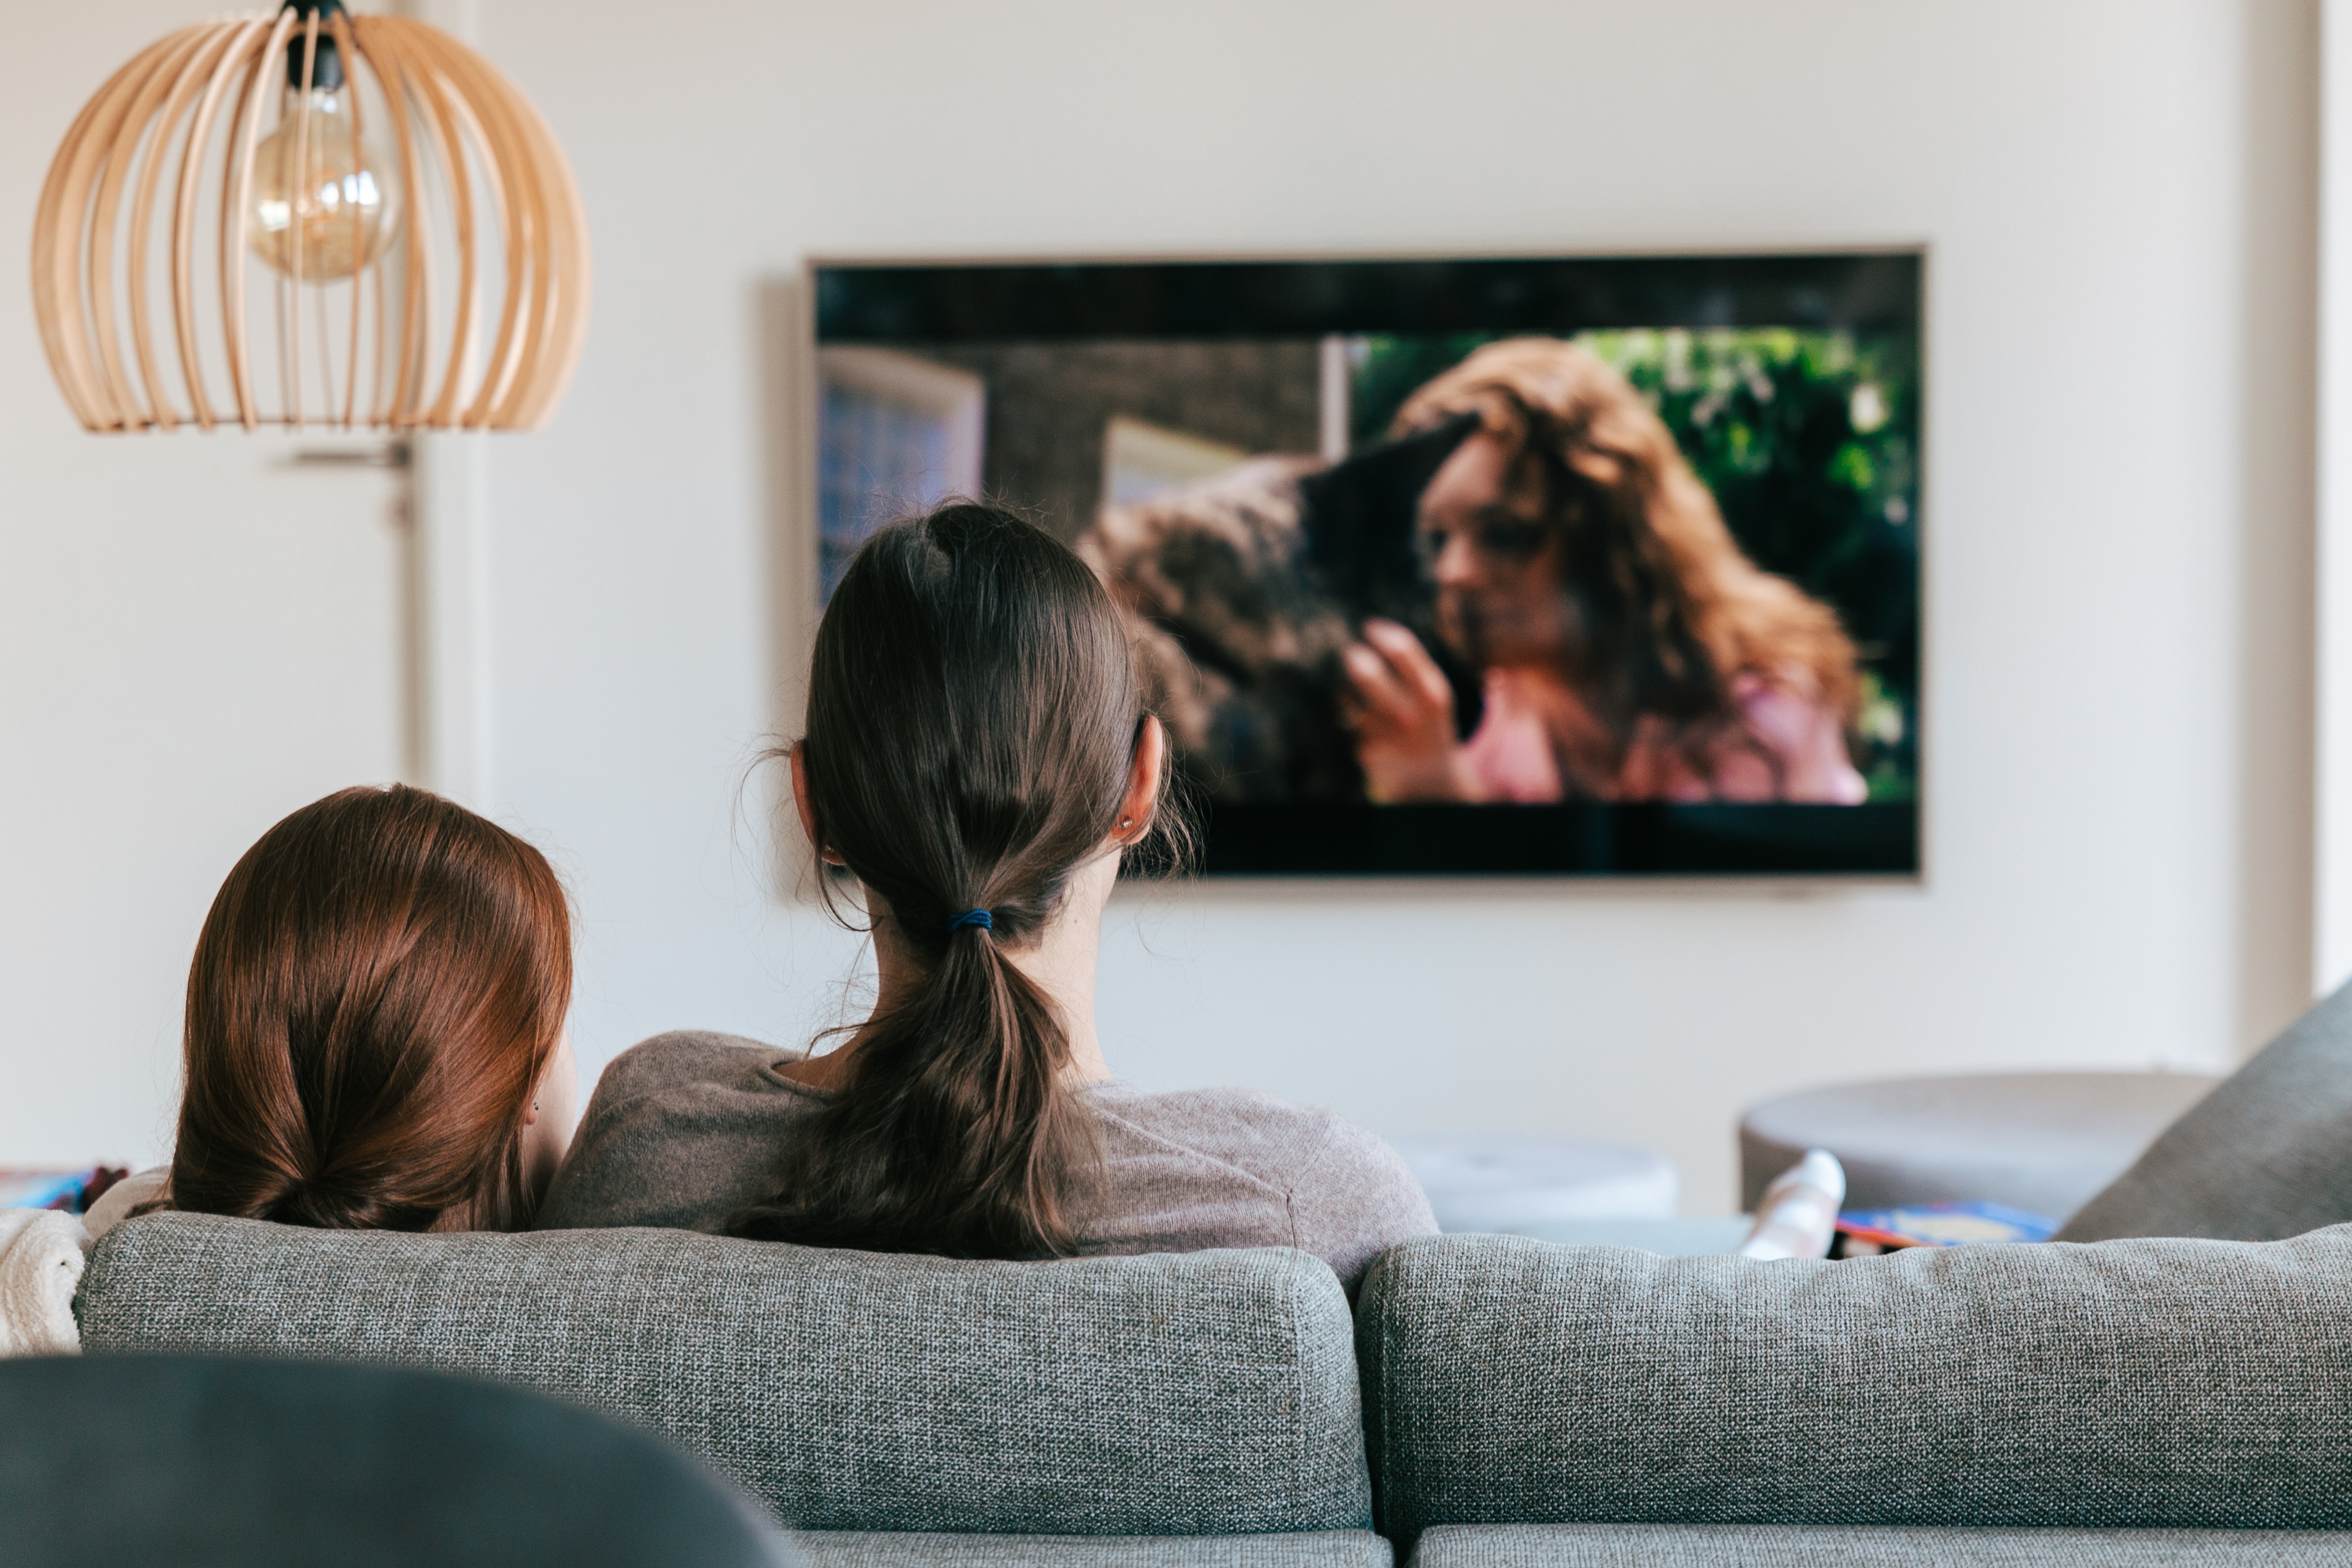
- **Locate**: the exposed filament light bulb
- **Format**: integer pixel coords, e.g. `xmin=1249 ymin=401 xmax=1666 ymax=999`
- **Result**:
xmin=248 ymin=25 xmax=399 ymax=282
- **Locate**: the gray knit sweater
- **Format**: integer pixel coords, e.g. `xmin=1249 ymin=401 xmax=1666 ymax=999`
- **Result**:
xmin=535 ymin=1031 xmax=1438 ymax=1292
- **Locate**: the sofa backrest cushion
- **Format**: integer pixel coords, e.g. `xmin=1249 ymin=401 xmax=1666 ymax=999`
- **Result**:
xmin=78 ymin=1215 xmax=1371 ymax=1536
xmin=2060 ymin=979 xmax=2352 ymax=1240
xmin=1356 ymin=1229 xmax=2352 ymax=1544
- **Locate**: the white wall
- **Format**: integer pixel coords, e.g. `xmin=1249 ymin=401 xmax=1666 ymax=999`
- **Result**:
xmin=0 ymin=1 xmax=410 ymax=1167
xmin=2 ymin=0 xmax=2319 ymax=1212
xmin=2314 ymin=0 xmax=2352 ymax=994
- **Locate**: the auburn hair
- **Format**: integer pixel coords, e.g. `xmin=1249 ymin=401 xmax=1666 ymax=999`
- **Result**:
xmin=1395 ymin=338 xmax=1860 ymax=768
xmin=733 ymin=503 xmax=1184 ymax=1260
xmin=168 ymin=784 xmax=572 ymax=1232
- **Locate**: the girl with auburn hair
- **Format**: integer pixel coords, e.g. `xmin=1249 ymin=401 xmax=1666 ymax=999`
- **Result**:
xmin=1342 ymin=337 xmax=1869 ymax=804
xmin=90 ymin=785 xmax=577 ymax=1239
xmin=537 ymin=503 xmax=1434 ymax=1285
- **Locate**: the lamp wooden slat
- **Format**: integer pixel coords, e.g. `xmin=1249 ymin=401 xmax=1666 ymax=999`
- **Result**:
xmin=220 ymin=8 xmax=301 ymax=429
xmin=127 ymin=24 xmax=244 ymax=429
xmin=172 ymin=18 xmax=273 ymax=430
xmin=59 ymin=30 xmax=196 ymax=428
xmin=33 ymin=6 xmax=589 ymax=434
xmin=88 ymin=25 xmax=216 ymax=429
xmin=353 ymin=19 xmax=426 ymax=424
xmin=506 ymin=87 xmax=589 ymax=430
xmin=391 ymin=32 xmax=484 ymax=427
xmin=424 ymin=37 xmax=530 ymax=426
xmin=32 ymin=36 xmax=171 ymax=429
xmin=43 ymin=32 xmax=187 ymax=428
xmin=284 ymin=14 xmax=319 ymax=425
xmin=328 ymin=8 xmax=364 ymax=427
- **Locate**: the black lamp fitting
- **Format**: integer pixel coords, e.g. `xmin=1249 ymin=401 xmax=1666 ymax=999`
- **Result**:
xmin=281 ymin=0 xmax=351 ymax=91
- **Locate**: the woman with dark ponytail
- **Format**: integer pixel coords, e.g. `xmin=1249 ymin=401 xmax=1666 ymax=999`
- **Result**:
xmin=91 ymin=785 xmax=578 ymax=1240
xmin=538 ymin=504 xmax=1435 ymax=1287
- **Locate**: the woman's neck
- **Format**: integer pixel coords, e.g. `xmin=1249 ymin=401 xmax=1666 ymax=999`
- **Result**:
xmin=1496 ymin=665 xmax=1630 ymax=793
xmin=785 ymin=852 xmax=1118 ymax=1089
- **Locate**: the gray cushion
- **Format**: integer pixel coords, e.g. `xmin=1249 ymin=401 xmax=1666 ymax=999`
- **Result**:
xmin=1355 ymin=1231 xmax=2352 ymax=1545
xmin=794 ymin=1532 xmax=1390 ymax=1567
xmin=2061 ymin=981 xmax=2352 ymax=1240
xmin=78 ymin=1215 xmax=1370 ymax=1537
xmin=1406 ymin=1524 xmax=2352 ymax=1567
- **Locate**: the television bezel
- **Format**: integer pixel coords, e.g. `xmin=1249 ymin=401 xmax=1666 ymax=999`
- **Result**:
xmin=800 ymin=245 xmax=1927 ymax=881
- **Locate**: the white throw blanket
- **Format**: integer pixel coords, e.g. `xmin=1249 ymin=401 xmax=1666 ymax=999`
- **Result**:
xmin=0 ymin=1207 xmax=88 ymax=1357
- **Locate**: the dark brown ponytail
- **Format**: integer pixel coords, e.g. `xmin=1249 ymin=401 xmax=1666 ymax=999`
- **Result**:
xmin=733 ymin=503 xmax=1182 ymax=1259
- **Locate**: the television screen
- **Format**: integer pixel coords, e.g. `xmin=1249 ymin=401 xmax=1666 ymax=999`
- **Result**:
xmin=811 ymin=253 xmax=1920 ymax=876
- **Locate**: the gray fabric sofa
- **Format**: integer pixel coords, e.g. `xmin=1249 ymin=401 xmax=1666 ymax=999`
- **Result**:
xmin=2062 ymin=978 xmax=2352 ymax=1241
xmin=1359 ymin=1229 xmax=2352 ymax=1564
xmin=77 ymin=1216 xmax=1383 ymax=1566
xmin=77 ymin=1212 xmax=2352 ymax=1564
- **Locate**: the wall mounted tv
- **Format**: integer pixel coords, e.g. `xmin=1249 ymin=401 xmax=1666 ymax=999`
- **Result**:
xmin=811 ymin=251 xmax=1920 ymax=877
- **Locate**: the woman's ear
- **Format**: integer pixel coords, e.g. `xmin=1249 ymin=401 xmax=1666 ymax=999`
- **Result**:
xmin=791 ymin=744 xmax=844 ymax=867
xmin=1114 ymin=716 xmax=1167 ymax=845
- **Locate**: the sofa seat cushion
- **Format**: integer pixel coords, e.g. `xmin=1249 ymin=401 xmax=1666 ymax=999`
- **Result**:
xmin=1356 ymin=1230 xmax=2352 ymax=1544
xmin=1406 ymin=1524 xmax=2352 ymax=1567
xmin=77 ymin=1215 xmax=1370 ymax=1537
xmin=793 ymin=1531 xmax=1391 ymax=1566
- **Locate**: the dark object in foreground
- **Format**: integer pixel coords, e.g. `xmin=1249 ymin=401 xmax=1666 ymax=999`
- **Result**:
xmin=0 ymin=1355 xmax=792 ymax=1568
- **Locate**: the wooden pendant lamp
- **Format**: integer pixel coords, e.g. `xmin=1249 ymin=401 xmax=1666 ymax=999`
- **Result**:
xmin=32 ymin=0 xmax=590 ymax=433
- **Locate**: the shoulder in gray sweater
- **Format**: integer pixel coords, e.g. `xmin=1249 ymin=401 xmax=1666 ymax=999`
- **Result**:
xmin=535 ymin=1031 xmax=1438 ymax=1292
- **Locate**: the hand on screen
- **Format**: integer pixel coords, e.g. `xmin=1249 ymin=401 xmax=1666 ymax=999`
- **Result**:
xmin=1342 ymin=620 xmax=1479 ymax=803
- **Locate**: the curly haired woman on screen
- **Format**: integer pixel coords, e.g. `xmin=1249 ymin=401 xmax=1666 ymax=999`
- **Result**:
xmin=1342 ymin=337 xmax=1868 ymax=805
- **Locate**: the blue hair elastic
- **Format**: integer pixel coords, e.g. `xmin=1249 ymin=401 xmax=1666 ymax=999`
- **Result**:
xmin=949 ymin=909 xmax=993 ymax=932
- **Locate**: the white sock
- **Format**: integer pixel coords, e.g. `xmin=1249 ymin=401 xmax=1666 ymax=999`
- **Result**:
xmin=1738 ymin=1149 xmax=1846 ymax=1260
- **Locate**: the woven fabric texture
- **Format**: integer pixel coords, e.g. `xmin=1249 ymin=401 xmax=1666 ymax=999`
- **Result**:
xmin=1405 ymin=1524 xmax=2352 ymax=1567
xmin=1357 ymin=1230 xmax=2352 ymax=1542
xmin=2060 ymin=981 xmax=2352 ymax=1241
xmin=793 ymin=1531 xmax=1391 ymax=1567
xmin=77 ymin=1215 xmax=1371 ymax=1536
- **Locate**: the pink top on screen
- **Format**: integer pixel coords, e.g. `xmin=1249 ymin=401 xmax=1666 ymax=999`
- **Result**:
xmin=1463 ymin=667 xmax=1867 ymax=805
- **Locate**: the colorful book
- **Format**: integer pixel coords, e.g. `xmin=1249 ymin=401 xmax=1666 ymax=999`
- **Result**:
xmin=1837 ymin=1200 xmax=2058 ymax=1250
xmin=0 ymin=1170 xmax=93 ymax=1212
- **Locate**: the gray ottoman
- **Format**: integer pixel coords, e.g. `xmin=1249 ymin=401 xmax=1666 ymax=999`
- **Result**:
xmin=1390 ymin=1137 xmax=1678 ymax=1233
xmin=1739 ymin=1072 xmax=2218 ymax=1222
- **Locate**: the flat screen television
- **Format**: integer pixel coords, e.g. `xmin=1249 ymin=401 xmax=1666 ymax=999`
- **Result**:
xmin=810 ymin=252 xmax=1920 ymax=877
